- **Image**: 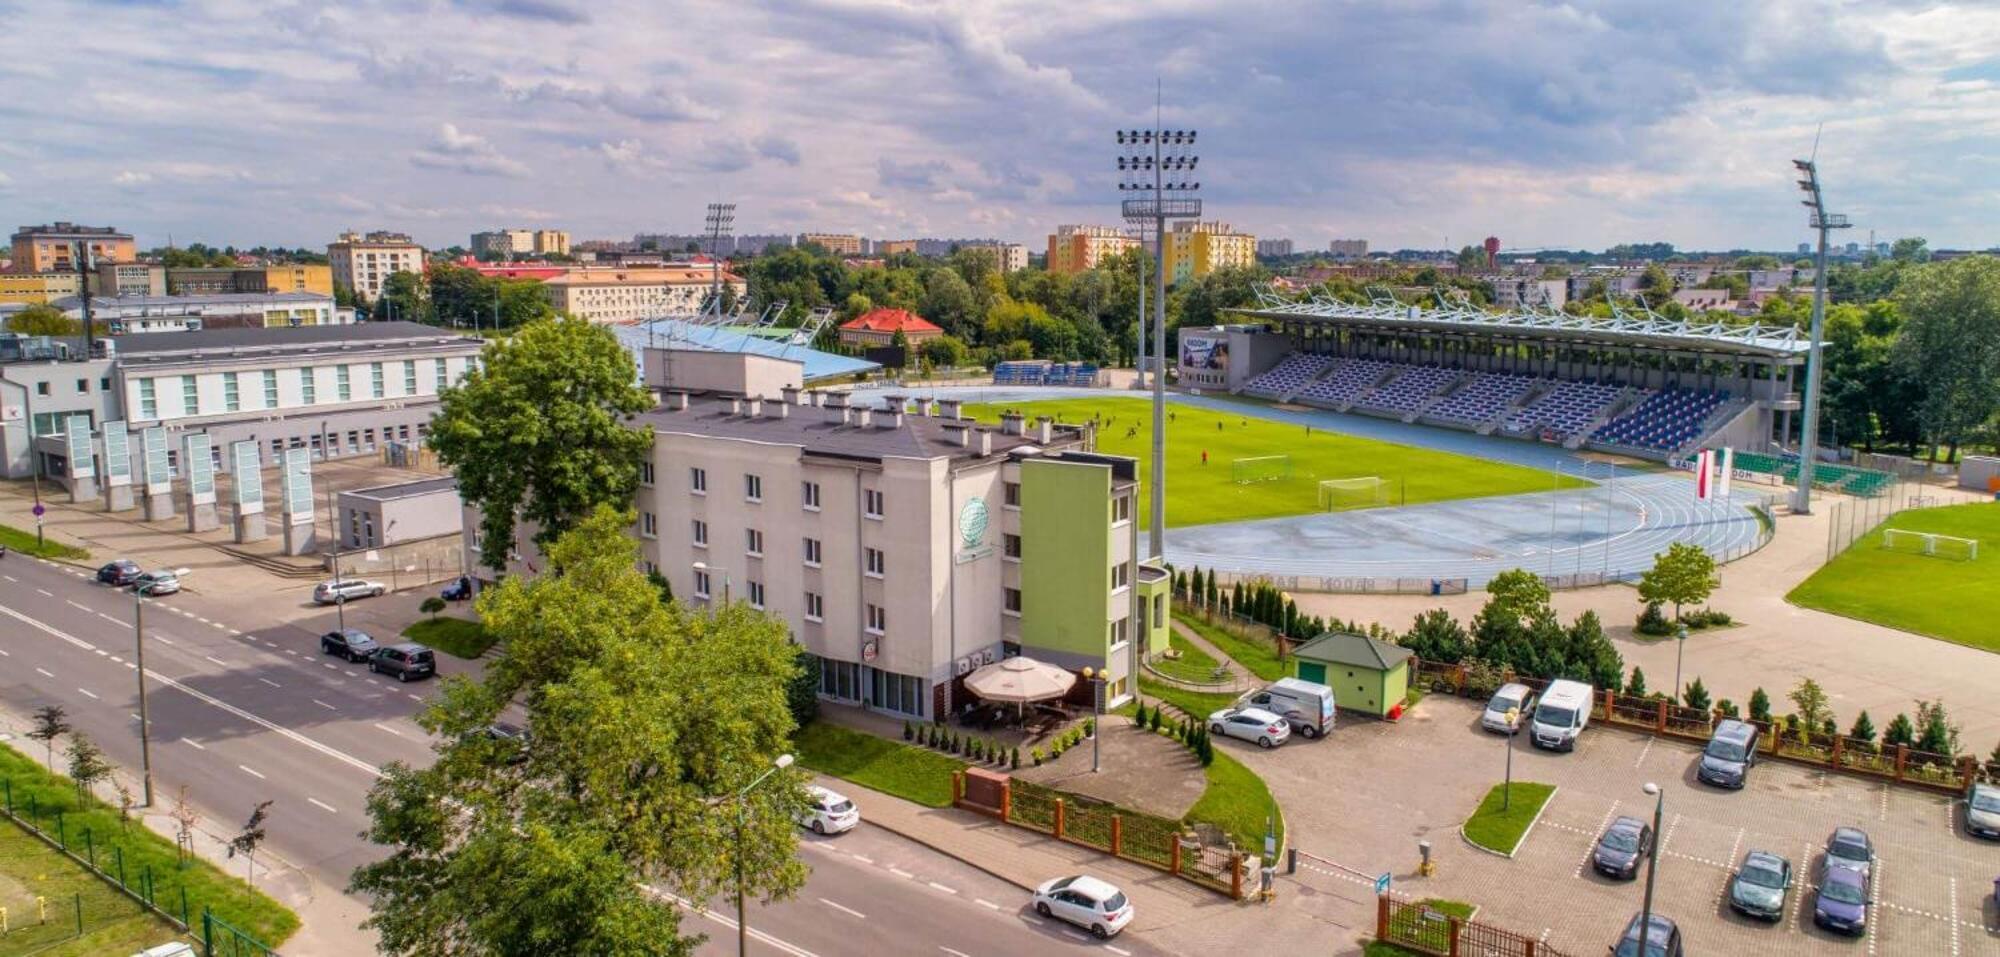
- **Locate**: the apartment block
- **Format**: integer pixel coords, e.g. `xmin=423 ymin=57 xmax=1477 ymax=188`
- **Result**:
xmin=9 ymin=223 xmax=136 ymax=273
xmin=799 ymin=233 xmax=865 ymax=256
xmin=94 ymin=262 xmax=165 ymax=297
xmin=166 ymin=265 xmax=333 ymax=297
xmin=961 ymin=241 xmax=1028 ymax=273
xmin=540 ymin=267 xmax=747 ymax=323
xmin=0 ymin=272 xmax=81 ymax=305
xmin=1046 ymin=225 xmax=1139 ymax=275
xmin=328 ymin=231 xmax=426 ymax=302
xmin=1162 ymin=221 xmax=1257 ymax=284
xmin=61 ymin=292 xmax=350 ymax=334
xmin=533 ymin=230 xmax=570 ymax=256
xmin=1327 ymin=239 xmax=1369 ymax=260
xmin=1256 ymin=239 xmax=1295 ymax=258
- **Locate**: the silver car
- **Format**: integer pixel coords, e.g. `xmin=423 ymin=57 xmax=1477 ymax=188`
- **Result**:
xmin=132 ymin=571 xmax=181 ymax=597
xmin=313 ymin=578 xmax=386 ymax=604
xmin=1207 ymin=707 xmax=1291 ymax=748
xmin=1966 ymin=782 xmax=2000 ymax=840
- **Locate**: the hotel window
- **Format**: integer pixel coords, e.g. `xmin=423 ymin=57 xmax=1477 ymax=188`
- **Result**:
xmin=1113 ymin=495 xmax=1132 ymax=524
xmin=692 ymin=519 xmax=708 ymax=546
xmin=1003 ymin=534 xmax=1022 ymax=559
xmin=864 ymin=488 xmax=884 ymax=518
xmin=639 ymin=511 xmax=657 ymax=538
xmin=403 ymin=360 xmax=417 ymax=395
xmin=1004 ymin=588 xmax=1022 ymax=614
xmin=1111 ymin=618 xmax=1130 ymax=646
xmin=301 ymin=367 xmax=317 ymax=404
xmin=803 ymin=537 xmax=821 ymax=566
xmin=433 ymin=358 xmax=448 ymax=391
xmin=866 ymin=603 xmax=886 ymax=635
xmin=690 ymin=467 xmax=706 ymax=494
xmin=1003 ymin=482 xmax=1020 ymax=507
xmin=35 ymin=382 xmax=48 ymax=397
xmin=137 ymin=379 xmax=156 ymax=419
xmin=865 ymin=547 xmax=885 ymax=577
xmin=262 ymin=370 xmax=278 ymax=408
xmin=746 ymin=580 xmax=765 ymax=609
xmin=639 ymin=461 xmax=655 ymax=486
xmin=370 ymin=362 xmax=385 ymax=398
xmin=804 ymin=591 xmax=824 ymax=621
xmin=180 ymin=376 xmax=198 ymax=416
xmin=745 ymin=528 xmax=763 ymax=556
xmin=820 ymin=659 xmax=861 ymax=701
xmin=801 ymin=481 xmax=821 ymax=510
xmin=336 ymin=365 xmax=351 ymax=401
xmin=74 ymin=378 xmax=88 ymax=394
xmin=223 ymin=373 xmax=241 ymax=412
xmin=744 ymin=473 xmax=762 ymax=502
xmin=1112 ymin=563 xmax=1130 ymax=589
xmin=693 ymin=570 xmax=711 ymax=599
xmin=1154 ymin=594 xmax=1164 ymax=628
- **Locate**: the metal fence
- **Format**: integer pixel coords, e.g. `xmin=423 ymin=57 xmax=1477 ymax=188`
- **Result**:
xmin=964 ymin=776 xmax=1246 ymax=898
xmin=1822 ymin=480 xmax=1959 ymax=561
xmin=1376 ymin=891 xmax=1584 ymax=957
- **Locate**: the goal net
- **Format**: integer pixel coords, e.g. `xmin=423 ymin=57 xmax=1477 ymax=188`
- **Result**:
xmin=1319 ymin=476 xmax=1391 ymax=511
xmin=1232 ymin=455 xmax=1293 ymax=485
xmin=1880 ymin=528 xmax=1979 ymax=561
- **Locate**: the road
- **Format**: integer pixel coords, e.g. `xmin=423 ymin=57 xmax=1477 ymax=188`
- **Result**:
xmin=0 ymin=553 xmax=1165 ymax=956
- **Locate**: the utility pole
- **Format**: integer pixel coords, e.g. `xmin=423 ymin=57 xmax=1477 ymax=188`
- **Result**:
xmin=1789 ymin=158 xmax=1848 ymax=516
xmin=77 ymin=243 xmax=97 ymax=358
xmin=133 ymin=594 xmax=155 ymax=806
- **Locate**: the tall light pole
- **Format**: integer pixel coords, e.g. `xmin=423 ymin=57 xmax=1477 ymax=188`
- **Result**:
xmin=705 ymin=203 xmax=736 ymax=319
xmin=1790 ymin=158 xmax=1849 ymax=515
xmin=726 ymin=753 xmax=793 ymax=957
xmin=1080 ymin=666 xmax=1104 ymax=773
xmin=132 ymin=593 xmax=155 ymax=807
xmin=1117 ymin=88 xmax=1201 ymax=560
xmin=1672 ymin=624 xmax=1688 ymax=704
xmin=1638 ymin=781 xmax=1664 ymax=953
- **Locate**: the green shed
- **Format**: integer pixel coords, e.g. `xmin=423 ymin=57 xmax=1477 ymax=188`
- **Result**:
xmin=1289 ymin=632 xmax=1413 ymax=718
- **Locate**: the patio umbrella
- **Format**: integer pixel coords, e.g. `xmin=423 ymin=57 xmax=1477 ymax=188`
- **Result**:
xmin=963 ymin=656 xmax=1077 ymax=714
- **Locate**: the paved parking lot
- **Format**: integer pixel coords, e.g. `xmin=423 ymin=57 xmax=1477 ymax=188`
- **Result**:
xmin=1233 ymin=695 xmax=2000 ymax=955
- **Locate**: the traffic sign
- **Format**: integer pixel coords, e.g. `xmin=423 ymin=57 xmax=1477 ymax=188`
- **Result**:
xmin=1374 ymin=872 xmax=1391 ymax=895
xmin=31 ymin=503 xmax=44 ymax=517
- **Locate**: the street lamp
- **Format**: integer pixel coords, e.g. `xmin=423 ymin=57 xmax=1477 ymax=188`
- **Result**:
xmin=1501 ymin=706 xmax=1520 ymax=810
xmin=1672 ymin=624 xmax=1688 ymax=706
xmin=1638 ymin=782 xmax=1664 ymax=952
xmin=1080 ymin=666 xmax=1105 ymax=773
xmin=132 ymin=593 xmax=155 ymax=807
xmin=726 ymin=753 xmax=794 ymax=957
xmin=692 ymin=561 xmax=730 ymax=605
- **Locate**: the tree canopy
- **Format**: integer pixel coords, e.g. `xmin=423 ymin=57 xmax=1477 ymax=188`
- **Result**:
xmin=1636 ymin=542 xmax=1719 ymax=622
xmin=5 ymin=304 xmax=81 ymax=336
xmin=1891 ymin=255 xmax=2000 ymax=459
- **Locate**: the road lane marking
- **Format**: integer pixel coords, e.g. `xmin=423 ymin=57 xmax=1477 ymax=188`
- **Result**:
xmin=850 ymin=854 xmax=874 ymax=864
xmin=211 ymin=623 xmax=226 ymax=631
xmin=941 ymin=949 xmax=971 ymax=957
xmin=647 ymin=888 xmax=818 ymax=957
xmin=182 ymin=738 xmax=205 ymax=750
xmin=1106 ymin=947 xmax=1132 ymax=956
xmin=238 ymin=764 xmax=266 ymax=780
xmin=1063 ymin=930 xmax=1089 ymax=941
xmin=36 ymin=588 xmax=52 ymax=597
xmin=66 ymin=599 xmax=91 ymax=613
xmin=228 ymin=629 xmax=242 ymax=635
xmin=1022 ymin=916 xmax=1046 ymax=926
xmin=78 ymin=688 xmax=99 ymax=699
xmin=372 ymin=722 xmax=404 ymax=737
xmin=130 ymin=713 xmax=141 ymax=722
xmin=204 ymin=655 xmax=228 ymax=666
xmin=308 ymin=798 xmax=338 ymax=814
xmin=0 ymin=648 xmax=8 ymax=656
xmin=314 ymin=699 xmax=338 ymax=711
xmin=35 ymin=667 xmax=54 ymax=678
xmin=98 ymin=612 xmax=122 ymax=625
xmin=406 ymin=693 xmax=422 ymax=702
xmin=975 ymin=899 xmax=1000 ymax=911
xmin=258 ymin=678 xmax=281 ymax=688
xmin=889 ymin=867 xmax=914 ymax=879
xmin=927 ymin=881 xmax=957 ymax=894
xmin=154 ymin=636 xmax=174 ymax=646
xmin=109 ymin=656 xmax=122 ymax=663
xmin=817 ymin=898 xmax=865 ymax=919
xmin=2 ymin=574 xmax=14 ymax=581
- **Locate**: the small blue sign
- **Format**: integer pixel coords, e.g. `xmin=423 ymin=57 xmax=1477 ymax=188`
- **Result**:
xmin=1374 ymin=872 xmax=1392 ymax=895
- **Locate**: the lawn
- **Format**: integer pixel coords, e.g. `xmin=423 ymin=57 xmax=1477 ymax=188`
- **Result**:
xmin=1137 ymin=676 xmax=1240 ymax=722
xmin=0 ymin=820 xmax=189 ymax=957
xmin=793 ymin=722 xmax=966 ymax=808
xmin=961 ymin=397 xmax=1586 ymax=528
xmin=1460 ymin=782 xmax=1555 ymax=856
xmin=1185 ymin=749 xmax=1283 ymax=857
xmin=1174 ymin=610 xmax=1285 ymax=682
xmin=1150 ymin=631 xmax=1223 ymax=684
xmin=0 ymin=523 xmax=88 ymax=560
xmin=403 ymin=616 xmax=497 ymax=659
xmin=1787 ymin=502 xmax=2000 ymax=652
xmin=0 ymin=744 xmax=298 ymax=948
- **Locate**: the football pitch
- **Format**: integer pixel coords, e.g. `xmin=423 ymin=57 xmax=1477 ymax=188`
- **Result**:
xmin=1787 ymin=501 xmax=2000 ymax=653
xmin=960 ymin=396 xmax=1589 ymax=528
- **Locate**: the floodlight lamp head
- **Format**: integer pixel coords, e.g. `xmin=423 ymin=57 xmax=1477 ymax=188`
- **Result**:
xmin=1793 ymin=159 xmax=1813 ymax=172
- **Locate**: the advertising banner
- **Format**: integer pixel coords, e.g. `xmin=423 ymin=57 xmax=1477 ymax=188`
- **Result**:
xmin=1179 ymin=334 xmax=1228 ymax=372
xmin=232 ymin=441 xmax=263 ymax=511
xmin=142 ymin=427 xmax=171 ymax=493
xmin=102 ymin=421 xmax=131 ymax=486
xmin=184 ymin=434 xmax=216 ymax=505
xmin=65 ymin=414 xmax=95 ymax=479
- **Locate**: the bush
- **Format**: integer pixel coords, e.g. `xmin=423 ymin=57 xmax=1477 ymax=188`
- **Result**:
xmin=1714 ymin=698 xmax=1739 ymax=719
xmin=1150 ymin=708 xmax=1164 ymax=732
xmin=1636 ymin=601 xmax=1674 ymax=636
xmin=1083 ymin=717 xmax=1096 ymax=737
xmin=1031 ymin=748 xmax=1044 ymax=766
xmin=1682 ymin=677 xmax=1711 ymax=712
xmin=1133 ymin=703 xmax=1149 ymax=728
xmin=1011 ymin=746 xmax=1021 ymax=769
xmin=903 ymin=721 xmax=914 ymax=741
xmin=1624 ymin=667 xmax=1648 ymax=697
xmin=1748 ymin=687 xmax=1772 ymax=723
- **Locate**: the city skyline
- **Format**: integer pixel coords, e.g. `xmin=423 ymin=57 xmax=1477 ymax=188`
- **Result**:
xmin=1 ymin=2 xmax=1995 ymax=251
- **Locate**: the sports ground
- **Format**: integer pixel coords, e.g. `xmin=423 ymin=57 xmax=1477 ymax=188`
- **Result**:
xmin=1787 ymin=501 xmax=2000 ymax=652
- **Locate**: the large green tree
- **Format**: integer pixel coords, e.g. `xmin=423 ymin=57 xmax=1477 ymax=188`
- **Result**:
xmin=430 ymin=319 xmax=653 ymax=570
xmin=1892 ymin=256 xmax=2000 ymax=460
xmin=1636 ymin=542 xmax=1719 ymax=623
xmin=351 ymin=508 xmax=810 ymax=956
xmin=5 ymin=303 xmax=81 ymax=336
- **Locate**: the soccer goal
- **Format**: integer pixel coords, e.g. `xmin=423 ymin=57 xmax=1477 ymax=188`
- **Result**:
xmin=1880 ymin=528 xmax=1979 ymax=561
xmin=1318 ymin=476 xmax=1391 ymax=511
xmin=1232 ymin=455 xmax=1294 ymax=485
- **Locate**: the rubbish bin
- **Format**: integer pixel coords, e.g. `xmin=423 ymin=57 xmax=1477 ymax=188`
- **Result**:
xmin=1430 ymin=579 xmax=1441 ymax=596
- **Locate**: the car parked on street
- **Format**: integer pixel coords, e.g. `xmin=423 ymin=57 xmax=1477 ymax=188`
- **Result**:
xmin=1591 ymin=815 xmax=1654 ymax=880
xmin=1481 ymin=682 xmax=1534 ymax=734
xmin=369 ymin=643 xmax=436 ymax=682
xmin=440 ymin=576 xmax=474 ymax=602
xmin=1612 ymin=913 xmax=1683 ymax=957
xmin=313 ymin=578 xmax=386 ymax=605
xmin=797 ymin=785 xmax=860 ymax=835
xmin=1965 ymin=781 xmax=2000 ymax=840
xmin=1823 ymin=826 xmax=1874 ymax=878
xmin=1207 ymin=707 xmax=1290 ymax=749
xmin=132 ymin=571 xmax=181 ymax=597
xmin=1031 ymin=875 xmax=1132 ymax=939
xmin=1697 ymin=718 xmax=1759 ymax=789
xmin=97 ymin=559 xmax=143 ymax=586
xmin=320 ymin=628 xmax=380 ymax=662
xmin=1812 ymin=860 xmax=1870 ymax=935
xmin=1727 ymin=849 xmax=1792 ymax=920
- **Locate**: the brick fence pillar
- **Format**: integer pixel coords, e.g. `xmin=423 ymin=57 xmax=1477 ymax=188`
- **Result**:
xmin=1894 ymin=744 xmax=1908 ymax=781
xmin=1448 ymin=916 xmax=1462 ymax=957
xmin=1171 ymin=837 xmax=1182 ymax=875
xmin=1230 ymin=853 xmax=1244 ymax=900
xmin=1830 ymin=735 xmax=1842 ymax=770
xmin=951 ymin=771 xmax=963 ymax=806
xmin=1655 ymin=700 xmax=1667 ymax=733
xmin=1376 ymin=894 xmax=1389 ymax=939
xmin=1054 ymin=799 xmax=1066 ymax=840
xmin=1000 ymin=781 xmax=1011 ymax=824
xmin=1111 ymin=815 xmax=1123 ymax=857
xmin=1602 ymin=688 xmax=1615 ymax=720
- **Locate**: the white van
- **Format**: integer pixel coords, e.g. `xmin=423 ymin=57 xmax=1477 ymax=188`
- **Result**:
xmin=1529 ymin=679 xmax=1593 ymax=752
xmin=1240 ymin=678 xmax=1336 ymax=739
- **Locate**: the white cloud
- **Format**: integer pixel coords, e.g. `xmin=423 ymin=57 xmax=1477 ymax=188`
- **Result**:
xmin=409 ymin=124 xmax=530 ymax=178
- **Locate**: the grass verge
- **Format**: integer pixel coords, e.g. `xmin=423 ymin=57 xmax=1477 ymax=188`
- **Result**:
xmin=1150 ymin=632 xmax=1223 ymax=683
xmin=0 ymin=744 xmax=298 ymax=948
xmin=793 ymin=722 xmax=966 ymax=808
xmin=0 ymin=819 xmax=187 ymax=957
xmin=0 ymin=523 xmax=89 ymax=560
xmin=1174 ymin=611 xmax=1285 ymax=682
xmin=1786 ymin=502 xmax=2000 ymax=653
xmin=1184 ymin=749 xmax=1282 ymax=856
xmin=1137 ymin=677 xmax=1239 ymax=722
xmin=1461 ymin=782 xmax=1555 ymax=856
xmin=961 ymin=397 xmax=1587 ymax=528
xmin=402 ymin=617 xmax=496 ymax=659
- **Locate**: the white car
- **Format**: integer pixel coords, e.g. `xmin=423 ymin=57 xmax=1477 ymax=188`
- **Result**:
xmin=132 ymin=570 xmax=181 ymax=597
xmin=1032 ymin=875 xmax=1133 ymax=938
xmin=1208 ymin=707 xmax=1291 ymax=748
xmin=313 ymin=578 xmax=386 ymax=605
xmin=797 ymin=785 xmax=859 ymax=835
xmin=1481 ymin=682 xmax=1535 ymax=734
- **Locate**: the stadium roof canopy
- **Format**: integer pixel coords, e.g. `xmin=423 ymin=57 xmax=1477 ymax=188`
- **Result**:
xmin=1229 ymin=289 xmax=1810 ymax=362
xmin=616 ymin=318 xmax=879 ymax=383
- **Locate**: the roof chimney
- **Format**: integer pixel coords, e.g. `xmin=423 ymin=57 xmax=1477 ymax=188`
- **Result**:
xmin=725 ymin=396 xmax=742 ymax=415
xmin=782 ymin=385 xmax=802 ymax=406
xmin=1000 ymin=411 xmax=1025 ymax=436
xmin=667 ymin=391 xmax=689 ymax=411
xmin=881 ymin=407 xmax=904 ymax=428
xmin=938 ymin=398 xmax=963 ymax=421
xmin=825 ymin=392 xmax=850 ymax=410
xmin=744 ymin=397 xmax=762 ymax=418
xmin=1034 ymin=416 xmax=1054 ymax=444
xmin=975 ymin=430 xmax=992 ymax=456
xmin=944 ymin=422 xmax=971 ymax=447
xmin=768 ymin=397 xmax=789 ymax=419
xmin=853 ymin=407 xmax=872 ymax=428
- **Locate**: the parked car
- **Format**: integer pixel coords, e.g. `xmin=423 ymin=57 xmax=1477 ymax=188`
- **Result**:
xmin=1612 ymin=913 xmax=1683 ymax=957
xmin=1697 ymin=718 xmax=1760 ymax=789
xmin=1237 ymin=678 xmax=1335 ymax=739
xmin=476 ymin=721 xmax=531 ymax=765
xmin=320 ymin=628 xmax=380 ymax=662
xmin=1481 ymin=682 xmax=1535 ymax=734
xmin=1529 ymin=679 xmax=1591 ymax=751
xmin=1812 ymin=860 xmax=1870 ymax=935
xmin=132 ymin=571 xmax=181 ymax=597
xmin=97 ymin=559 xmax=143 ymax=586
xmin=1965 ymin=781 xmax=2000 ymax=840
xmin=1591 ymin=815 xmax=1654 ymax=880
xmin=797 ymin=785 xmax=860 ymax=835
xmin=1823 ymin=826 xmax=1874 ymax=878
xmin=1207 ymin=707 xmax=1290 ymax=748
xmin=1727 ymin=849 xmax=1793 ymax=920
xmin=1031 ymin=875 xmax=1133 ymax=939
xmin=440 ymin=576 xmax=474 ymax=601
xmin=313 ymin=578 xmax=386 ymax=605
xmin=369 ymin=643 xmax=436 ymax=682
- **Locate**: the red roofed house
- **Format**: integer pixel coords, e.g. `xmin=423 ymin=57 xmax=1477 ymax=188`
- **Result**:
xmin=838 ymin=307 xmax=943 ymax=348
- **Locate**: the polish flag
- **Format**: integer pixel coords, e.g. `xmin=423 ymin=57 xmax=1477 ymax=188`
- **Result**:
xmin=1717 ymin=448 xmax=1734 ymax=499
xmin=1694 ymin=449 xmax=1713 ymax=501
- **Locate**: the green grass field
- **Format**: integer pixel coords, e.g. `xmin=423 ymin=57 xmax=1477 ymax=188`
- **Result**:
xmin=403 ymin=617 xmax=497 ymax=659
xmin=1461 ymin=782 xmax=1555 ymax=856
xmin=0 ymin=821 xmax=188 ymax=957
xmin=962 ymin=397 xmax=1586 ymax=528
xmin=793 ymin=722 xmax=966 ymax=808
xmin=1787 ymin=502 xmax=2000 ymax=652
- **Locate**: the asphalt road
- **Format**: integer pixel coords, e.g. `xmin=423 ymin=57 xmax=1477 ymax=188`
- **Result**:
xmin=0 ymin=553 xmax=1167 ymax=956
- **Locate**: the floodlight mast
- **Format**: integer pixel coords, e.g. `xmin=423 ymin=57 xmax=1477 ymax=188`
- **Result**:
xmin=1790 ymin=159 xmax=1847 ymax=515
xmin=705 ymin=202 xmax=736 ymax=320
xmin=1117 ymin=87 xmax=1201 ymax=560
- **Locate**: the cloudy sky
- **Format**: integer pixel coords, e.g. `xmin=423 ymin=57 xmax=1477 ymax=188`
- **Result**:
xmin=2 ymin=0 xmax=1995 ymax=253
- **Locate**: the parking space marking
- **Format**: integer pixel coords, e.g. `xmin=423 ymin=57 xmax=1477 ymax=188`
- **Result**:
xmin=1633 ymin=737 xmax=1652 ymax=768
xmin=1867 ymin=855 xmax=1881 ymax=956
xmin=1714 ymin=827 xmax=1744 ymax=904
xmin=1573 ymin=801 xmax=1619 ymax=879
xmin=1879 ymin=783 xmax=1890 ymax=821
xmin=1947 ymin=876 xmax=1958 ymax=956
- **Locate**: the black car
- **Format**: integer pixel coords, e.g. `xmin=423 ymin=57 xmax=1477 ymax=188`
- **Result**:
xmin=369 ymin=643 xmax=436 ymax=682
xmin=320 ymin=628 xmax=380 ymax=662
xmin=1592 ymin=815 xmax=1654 ymax=880
xmin=1613 ymin=913 xmax=1683 ymax=957
xmin=97 ymin=559 xmax=143 ymax=586
xmin=1697 ymin=718 xmax=1759 ymax=789
xmin=440 ymin=576 xmax=474 ymax=601
xmin=478 ymin=721 xmax=531 ymax=764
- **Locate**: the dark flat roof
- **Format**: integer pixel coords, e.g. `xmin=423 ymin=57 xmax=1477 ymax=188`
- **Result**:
xmin=113 ymin=321 xmax=476 ymax=356
xmin=344 ymin=477 xmax=459 ymax=502
xmin=641 ymin=394 xmax=1082 ymax=462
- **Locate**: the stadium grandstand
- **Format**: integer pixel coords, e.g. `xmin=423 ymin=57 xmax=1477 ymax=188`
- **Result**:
xmin=993 ymin=360 xmax=1101 ymax=386
xmin=1206 ymin=287 xmax=1810 ymax=462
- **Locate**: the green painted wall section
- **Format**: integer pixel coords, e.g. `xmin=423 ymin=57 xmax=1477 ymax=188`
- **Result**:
xmin=1136 ymin=571 xmax=1169 ymax=657
xmin=1020 ymin=459 xmax=1111 ymax=660
xmin=1291 ymin=658 xmax=1411 ymax=717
